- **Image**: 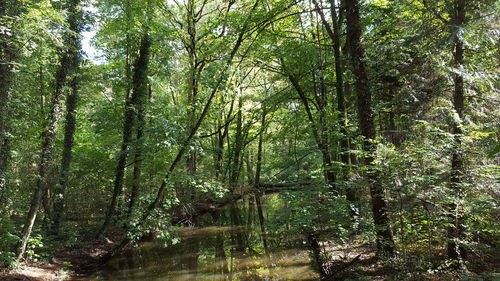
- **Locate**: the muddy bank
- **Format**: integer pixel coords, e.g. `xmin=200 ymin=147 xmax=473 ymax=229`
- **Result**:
xmin=0 ymin=234 xmax=120 ymax=281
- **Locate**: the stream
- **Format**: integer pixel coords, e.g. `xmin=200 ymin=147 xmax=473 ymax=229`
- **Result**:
xmin=83 ymin=194 xmax=320 ymax=281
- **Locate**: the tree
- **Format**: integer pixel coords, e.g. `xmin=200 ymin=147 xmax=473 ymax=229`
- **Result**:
xmin=312 ymin=0 xmax=358 ymax=206
xmin=51 ymin=0 xmax=85 ymax=235
xmin=444 ymin=0 xmax=466 ymax=263
xmin=98 ymin=32 xmax=151 ymax=236
xmin=0 ymin=0 xmax=21 ymax=214
xmin=1 ymin=0 xmax=498 ymax=277
xmin=345 ymin=0 xmax=395 ymax=255
xmin=17 ymin=0 xmax=85 ymax=260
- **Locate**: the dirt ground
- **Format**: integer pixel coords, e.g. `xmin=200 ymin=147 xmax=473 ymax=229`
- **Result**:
xmin=0 ymin=234 xmax=119 ymax=281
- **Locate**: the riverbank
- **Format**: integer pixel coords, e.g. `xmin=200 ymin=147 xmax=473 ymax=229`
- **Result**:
xmin=0 ymin=262 xmax=72 ymax=281
xmin=0 ymin=234 xmax=120 ymax=281
xmin=1 ymin=241 xmax=498 ymax=281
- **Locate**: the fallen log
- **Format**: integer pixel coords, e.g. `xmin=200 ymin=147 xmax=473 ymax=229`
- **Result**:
xmin=171 ymin=182 xmax=312 ymax=225
xmin=98 ymin=181 xmax=311 ymax=264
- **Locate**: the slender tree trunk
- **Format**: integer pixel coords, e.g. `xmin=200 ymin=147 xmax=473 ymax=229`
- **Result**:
xmin=254 ymin=109 xmax=266 ymax=188
xmin=313 ymin=0 xmax=357 ymax=206
xmin=185 ymin=0 xmax=201 ymax=195
xmin=51 ymin=0 xmax=84 ymax=235
xmin=447 ymin=0 xmax=467 ymax=263
xmin=186 ymin=54 xmax=198 ymax=180
xmin=17 ymin=36 xmax=68 ymax=262
xmin=124 ymin=0 xmax=132 ymax=101
xmin=127 ymin=85 xmax=151 ymax=217
xmin=245 ymin=153 xmax=255 ymax=185
xmin=331 ymin=0 xmax=357 ymax=205
xmin=321 ymin=149 xmax=336 ymax=186
xmin=215 ymin=99 xmax=235 ymax=179
xmin=285 ymin=6 xmax=336 ymax=187
xmin=98 ymin=34 xmax=151 ymax=237
xmin=0 ymin=0 xmax=19 ymax=214
xmin=308 ymin=232 xmax=326 ymax=277
xmin=287 ymin=74 xmax=336 ymax=187
xmin=253 ymin=111 xmax=270 ymax=252
xmin=127 ymin=119 xmax=144 ymax=217
xmin=16 ymin=0 xmax=83 ymax=260
xmin=229 ymin=99 xmax=244 ymax=187
xmin=345 ymin=0 xmax=394 ymax=256
xmin=181 ymin=0 xmax=211 ymax=203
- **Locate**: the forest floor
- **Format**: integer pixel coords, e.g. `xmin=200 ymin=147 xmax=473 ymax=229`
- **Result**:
xmin=322 ymin=241 xmax=499 ymax=281
xmin=0 ymin=232 xmax=120 ymax=281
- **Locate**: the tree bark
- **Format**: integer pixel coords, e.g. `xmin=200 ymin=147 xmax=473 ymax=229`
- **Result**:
xmin=308 ymin=232 xmax=326 ymax=277
xmin=345 ymin=0 xmax=394 ymax=255
xmin=229 ymin=99 xmax=244 ymax=187
xmin=254 ymin=109 xmax=266 ymax=187
xmin=17 ymin=1 xmax=82 ymax=259
xmin=0 ymin=0 xmax=20 ymax=214
xmin=313 ymin=0 xmax=358 ymax=206
xmin=287 ymin=74 xmax=336 ymax=187
xmin=215 ymin=99 xmax=234 ymax=179
xmin=447 ymin=0 xmax=467 ymax=263
xmin=330 ymin=0 xmax=357 ymax=205
xmin=51 ymin=0 xmax=84 ymax=235
xmin=98 ymin=33 xmax=151 ymax=237
xmin=127 ymin=85 xmax=151 ymax=217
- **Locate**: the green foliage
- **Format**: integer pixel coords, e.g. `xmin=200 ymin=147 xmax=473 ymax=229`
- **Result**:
xmin=0 ymin=0 xmax=498 ymax=278
xmin=194 ymin=179 xmax=228 ymax=199
xmin=25 ymin=234 xmax=46 ymax=261
xmin=0 ymin=218 xmax=20 ymax=268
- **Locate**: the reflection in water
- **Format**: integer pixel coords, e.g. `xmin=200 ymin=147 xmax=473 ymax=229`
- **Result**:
xmin=85 ymin=195 xmax=319 ymax=281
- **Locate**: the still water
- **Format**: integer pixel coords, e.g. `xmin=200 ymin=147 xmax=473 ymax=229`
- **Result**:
xmin=84 ymin=195 xmax=320 ymax=281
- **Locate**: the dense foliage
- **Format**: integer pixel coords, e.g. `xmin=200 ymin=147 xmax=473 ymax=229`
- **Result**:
xmin=0 ymin=0 xmax=498 ymax=279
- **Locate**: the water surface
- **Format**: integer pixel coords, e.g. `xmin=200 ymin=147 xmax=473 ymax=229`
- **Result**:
xmin=84 ymin=195 xmax=319 ymax=281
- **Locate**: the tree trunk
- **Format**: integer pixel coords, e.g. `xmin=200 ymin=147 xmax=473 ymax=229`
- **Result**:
xmin=287 ymin=74 xmax=336 ymax=187
xmin=16 ymin=0 xmax=83 ymax=260
xmin=215 ymin=98 xmax=235 ymax=179
xmin=245 ymin=153 xmax=255 ymax=185
xmin=229 ymin=99 xmax=244 ymax=188
xmin=345 ymin=0 xmax=394 ymax=256
xmin=447 ymin=0 xmax=467 ymax=263
xmin=17 ymin=26 xmax=67 ymax=263
xmin=254 ymin=109 xmax=266 ymax=187
xmin=185 ymin=0 xmax=201 ymax=193
xmin=98 ymin=33 xmax=151 ymax=237
xmin=308 ymin=232 xmax=326 ymax=277
xmin=330 ymin=0 xmax=357 ymax=205
xmin=0 ymin=0 xmax=20 ymax=214
xmin=51 ymin=0 xmax=84 ymax=235
xmin=186 ymin=51 xmax=198 ymax=179
xmin=313 ymin=0 xmax=359 ymax=208
xmin=127 ymin=85 xmax=151 ymax=217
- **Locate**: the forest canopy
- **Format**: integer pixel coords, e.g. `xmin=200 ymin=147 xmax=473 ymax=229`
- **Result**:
xmin=0 ymin=0 xmax=498 ymax=280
